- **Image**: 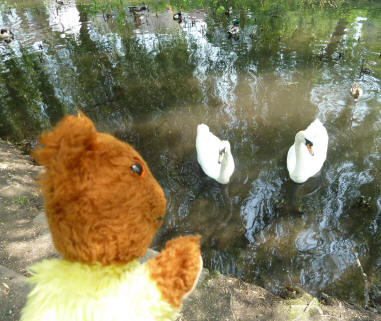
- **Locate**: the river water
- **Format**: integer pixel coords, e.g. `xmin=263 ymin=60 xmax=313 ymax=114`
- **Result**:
xmin=1 ymin=0 xmax=381 ymax=306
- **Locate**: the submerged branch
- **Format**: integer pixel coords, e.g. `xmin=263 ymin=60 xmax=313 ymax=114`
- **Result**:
xmin=352 ymin=248 xmax=370 ymax=309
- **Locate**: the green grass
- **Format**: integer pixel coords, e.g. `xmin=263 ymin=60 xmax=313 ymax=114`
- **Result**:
xmin=12 ymin=196 xmax=30 ymax=207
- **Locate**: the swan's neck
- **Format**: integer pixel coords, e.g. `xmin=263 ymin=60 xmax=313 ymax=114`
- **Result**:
xmin=217 ymin=151 xmax=233 ymax=184
xmin=293 ymin=140 xmax=309 ymax=178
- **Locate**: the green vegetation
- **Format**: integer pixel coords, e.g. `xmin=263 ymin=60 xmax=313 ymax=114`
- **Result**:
xmin=2 ymin=0 xmax=379 ymax=209
xmin=89 ymin=0 xmax=348 ymax=12
xmin=0 ymin=50 xmax=49 ymax=141
xmin=12 ymin=196 xmax=30 ymax=207
xmin=1 ymin=1 xmax=379 ymax=143
xmin=199 ymin=270 xmax=221 ymax=287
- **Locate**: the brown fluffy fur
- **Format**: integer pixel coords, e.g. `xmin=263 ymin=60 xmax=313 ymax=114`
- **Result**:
xmin=32 ymin=112 xmax=167 ymax=265
xmin=33 ymin=111 xmax=202 ymax=308
xmin=147 ymin=235 xmax=201 ymax=307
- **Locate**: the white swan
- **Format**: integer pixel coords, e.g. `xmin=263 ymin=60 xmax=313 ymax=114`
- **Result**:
xmin=287 ymin=119 xmax=328 ymax=184
xmin=196 ymin=124 xmax=235 ymax=184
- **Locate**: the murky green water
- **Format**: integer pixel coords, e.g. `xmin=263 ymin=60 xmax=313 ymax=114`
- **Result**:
xmin=1 ymin=0 xmax=381 ymax=307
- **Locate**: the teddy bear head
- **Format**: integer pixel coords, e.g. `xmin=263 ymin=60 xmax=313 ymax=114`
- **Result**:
xmin=33 ymin=112 xmax=166 ymax=265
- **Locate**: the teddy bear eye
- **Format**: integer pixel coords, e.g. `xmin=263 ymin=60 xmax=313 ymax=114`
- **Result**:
xmin=130 ymin=158 xmax=145 ymax=177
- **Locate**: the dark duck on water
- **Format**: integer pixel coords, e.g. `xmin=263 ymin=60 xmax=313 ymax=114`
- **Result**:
xmin=0 ymin=29 xmax=14 ymax=43
xmin=227 ymin=19 xmax=239 ymax=39
xmin=173 ymin=10 xmax=182 ymax=22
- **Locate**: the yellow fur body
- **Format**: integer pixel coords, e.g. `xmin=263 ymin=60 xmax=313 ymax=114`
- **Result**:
xmin=20 ymin=259 xmax=179 ymax=321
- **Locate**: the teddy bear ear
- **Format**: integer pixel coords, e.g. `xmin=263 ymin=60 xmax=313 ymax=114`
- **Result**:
xmin=32 ymin=110 xmax=96 ymax=168
xmin=76 ymin=109 xmax=86 ymax=119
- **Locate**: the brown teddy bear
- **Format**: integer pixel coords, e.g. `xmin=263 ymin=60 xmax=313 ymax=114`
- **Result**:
xmin=21 ymin=111 xmax=202 ymax=321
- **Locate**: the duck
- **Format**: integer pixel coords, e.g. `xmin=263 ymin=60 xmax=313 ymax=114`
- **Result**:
xmin=133 ymin=10 xmax=144 ymax=26
xmin=129 ymin=5 xmax=148 ymax=12
xmin=227 ymin=19 xmax=239 ymax=39
xmin=350 ymin=82 xmax=363 ymax=102
xmin=196 ymin=124 xmax=235 ymax=184
xmin=0 ymin=29 xmax=14 ymax=43
xmin=225 ymin=7 xmax=232 ymax=16
xmin=173 ymin=11 xmax=182 ymax=21
xmin=287 ymin=119 xmax=328 ymax=184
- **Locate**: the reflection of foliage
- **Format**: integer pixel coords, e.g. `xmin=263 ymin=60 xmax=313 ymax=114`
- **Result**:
xmin=90 ymin=0 xmax=125 ymax=13
xmin=88 ymin=0 xmax=348 ymax=14
xmin=111 ymin=34 xmax=201 ymax=118
xmin=0 ymin=49 xmax=52 ymax=140
xmin=323 ymin=250 xmax=380 ymax=308
xmin=0 ymin=1 xmax=379 ymax=142
xmin=298 ymin=0 xmax=345 ymax=8
xmin=89 ymin=0 xmax=128 ymax=28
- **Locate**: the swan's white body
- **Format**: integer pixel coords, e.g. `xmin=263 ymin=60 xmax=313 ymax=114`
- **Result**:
xmin=287 ymin=119 xmax=328 ymax=184
xmin=196 ymin=124 xmax=235 ymax=184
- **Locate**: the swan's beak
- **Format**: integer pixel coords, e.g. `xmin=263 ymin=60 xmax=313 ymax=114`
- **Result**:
xmin=306 ymin=143 xmax=314 ymax=156
xmin=218 ymin=148 xmax=226 ymax=164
